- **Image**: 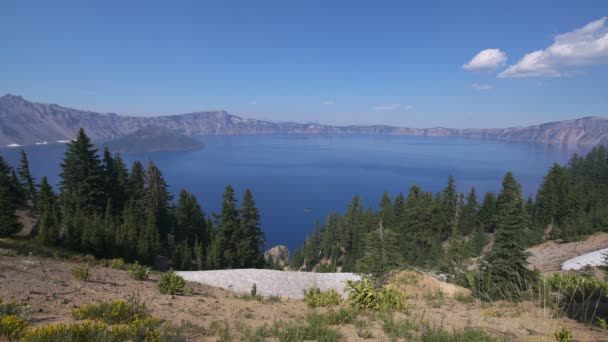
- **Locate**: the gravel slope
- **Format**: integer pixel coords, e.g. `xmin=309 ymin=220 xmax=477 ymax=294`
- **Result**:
xmin=176 ymin=269 xmax=360 ymax=299
xmin=562 ymin=247 xmax=608 ymax=270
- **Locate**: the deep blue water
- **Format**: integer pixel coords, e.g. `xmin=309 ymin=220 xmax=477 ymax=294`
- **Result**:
xmin=0 ymin=135 xmax=586 ymax=251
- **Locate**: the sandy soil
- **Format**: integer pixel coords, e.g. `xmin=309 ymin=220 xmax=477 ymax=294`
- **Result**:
xmin=528 ymin=232 xmax=608 ymax=274
xmin=2 ymin=253 xmax=607 ymax=341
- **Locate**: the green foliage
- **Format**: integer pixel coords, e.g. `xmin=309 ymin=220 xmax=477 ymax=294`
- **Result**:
xmin=553 ymin=326 xmax=573 ymax=342
xmin=546 ymin=273 xmax=608 ymax=303
xmin=358 ymin=220 xmax=403 ymax=280
xmin=476 ymin=172 xmax=538 ymax=301
xmin=71 ymin=298 xmax=148 ymax=324
xmin=108 ymin=258 xmax=128 ymax=270
xmin=129 ymin=262 xmax=151 ymax=280
xmin=71 ymin=264 xmax=91 ymax=282
xmin=597 ymin=317 xmax=608 ymax=330
xmin=250 ymin=283 xmax=257 ymax=297
xmin=302 ymin=288 xmax=342 ymax=308
xmin=158 ymin=270 xmax=186 ymax=295
xmin=345 ymin=279 xmax=408 ymax=311
xmin=270 ymin=313 xmax=340 ymax=342
xmin=22 ymin=317 xmax=167 ymax=342
xmin=318 ymin=307 xmax=359 ymax=325
xmin=0 ymin=314 xmax=28 ymax=339
xmin=0 ymin=298 xmax=32 ymax=321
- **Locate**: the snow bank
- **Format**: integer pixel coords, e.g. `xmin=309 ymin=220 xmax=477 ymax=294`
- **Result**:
xmin=175 ymin=269 xmax=360 ymax=299
xmin=561 ymin=247 xmax=608 ymax=271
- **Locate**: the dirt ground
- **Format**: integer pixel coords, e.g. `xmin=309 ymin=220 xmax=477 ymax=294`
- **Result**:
xmin=1 ymin=252 xmax=607 ymax=341
xmin=528 ymin=232 xmax=608 ymax=274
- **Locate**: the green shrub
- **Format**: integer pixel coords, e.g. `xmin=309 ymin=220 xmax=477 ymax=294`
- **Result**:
xmin=547 ymin=273 xmax=608 ymax=302
xmin=302 ymin=288 xmax=342 ymax=308
xmin=0 ymin=298 xmax=32 ymax=320
xmin=270 ymin=314 xmax=340 ymax=342
xmin=71 ymin=298 xmax=148 ymax=324
xmin=83 ymin=254 xmax=96 ymax=265
xmin=553 ymin=326 xmax=573 ymax=342
xmin=317 ymin=307 xmax=359 ymax=325
xmin=72 ymin=264 xmax=91 ymax=282
xmin=129 ymin=262 xmax=151 ymax=281
xmin=267 ymin=295 xmax=281 ymax=303
xmin=597 ymin=317 xmax=608 ymax=330
xmin=420 ymin=326 xmax=497 ymax=341
xmin=0 ymin=315 xmax=28 ymax=339
xmin=345 ymin=279 xmax=408 ymax=311
xmin=250 ymin=283 xmax=257 ymax=297
xmin=158 ymin=270 xmax=186 ymax=295
xmin=108 ymin=258 xmax=128 ymax=270
xmin=21 ymin=318 xmax=167 ymax=342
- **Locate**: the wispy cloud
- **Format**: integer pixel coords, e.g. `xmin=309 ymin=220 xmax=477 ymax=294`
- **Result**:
xmin=499 ymin=17 xmax=608 ymax=78
xmin=373 ymin=104 xmax=413 ymax=111
xmin=322 ymin=100 xmax=335 ymax=105
xmin=249 ymin=100 xmax=257 ymax=105
xmin=471 ymin=83 xmax=492 ymax=91
xmin=463 ymin=49 xmax=507 ymax=72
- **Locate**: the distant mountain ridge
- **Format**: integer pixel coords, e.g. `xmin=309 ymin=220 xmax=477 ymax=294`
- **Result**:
xmin=1 ymin=94 xmax=607 ymax=147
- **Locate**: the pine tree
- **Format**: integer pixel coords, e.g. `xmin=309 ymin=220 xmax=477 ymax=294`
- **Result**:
xmin=378 ymin=192 xmax=394 ymax=228
xmin=174 ymin=189 xmax=207 ymax=245
xmin=216 ymin=185 xmax=240 ymax=268
xmin=0 ymin=172 xmax=22 ymax=237
xmin=35 ymin=177 xmax=60 ymax=245
xmin=128 ymin=161 xmax=146 ymax=202
xmin=144 ymin=160 xmax=172 ymax=241
xmin=358 ymin=220 xmax=403 ymax=281
xmin=206 ymin=227 xmax=223 ymax=269
xmin=238 ymin=189 xmax=265 ymax=268
xmin=458 ymin=187 xmax=479 ymax=236
xmin=478 ymin=172 xmax=538 ymax=300
xmin=17 ymin=149 xmax=37 ymax=209
xmin=478 ymin=192 xmax=498 ymax=233
xmin=59 ymin=128 xmax=105 ymax=212
xmin=440 ymin=176 xmax=459 ymax=240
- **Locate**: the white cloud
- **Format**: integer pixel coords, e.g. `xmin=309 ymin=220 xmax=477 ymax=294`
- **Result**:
xmin=499 ymin=17 xmax=608 ymax=78
xmin=373 ymin=104 xmax=413 ymax=111
xmin=322 ymin=100 xmax=334 ymax=105
xmin=471 ymin=83 xmax=492 ymax=91
xmin=463 ymin=49 xmax=507 ymax=72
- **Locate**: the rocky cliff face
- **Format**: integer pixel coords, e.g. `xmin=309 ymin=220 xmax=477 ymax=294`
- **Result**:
xmin=1 ymin=94 xmax=607 ymax=147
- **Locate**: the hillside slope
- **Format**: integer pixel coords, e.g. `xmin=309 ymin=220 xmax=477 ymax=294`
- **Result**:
xmin=2 ymin=94 xmax=607 ymax=147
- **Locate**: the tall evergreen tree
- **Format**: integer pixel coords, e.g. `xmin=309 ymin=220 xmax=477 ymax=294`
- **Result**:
xmin=238 ymin=189 xmax=266 ymax=268
xmin=174 ymin=189 xmax=207 ymax=245
xmin=0 ymin=170 xmax=22 ymax=237
xmin=59 ymin=128 xmax=105 ymax=212
xmin=358 ymin=220 xmax=403 ymax=281
xmin=216 ymin=185 xmax=240 ymax=268
xmin=35 ymin=177 xmax=60 ymax=245
xmin=17 ymin=149 xmax=37 ymax=209
xmin=478 ymin=172 xmax=538 ymax=300
xmin=478 ymin=192 xmax=498 ymax=233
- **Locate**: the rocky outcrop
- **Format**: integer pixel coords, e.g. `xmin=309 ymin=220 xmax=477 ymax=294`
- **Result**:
xmin=264 ymin=245 xmax=290 ymax=268
xmin=2 ymin=94 xmax=607 ymax=147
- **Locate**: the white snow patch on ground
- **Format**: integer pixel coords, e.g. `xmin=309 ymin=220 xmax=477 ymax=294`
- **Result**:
xmin=176 ymin=269 xmax=360 ymax=299
xmin=562 ymin=247 xmax=608 ymax=271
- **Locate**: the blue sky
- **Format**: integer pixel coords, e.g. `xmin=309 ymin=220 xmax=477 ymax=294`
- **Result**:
xmin=1 ymin=0 xmax=607 ymax=128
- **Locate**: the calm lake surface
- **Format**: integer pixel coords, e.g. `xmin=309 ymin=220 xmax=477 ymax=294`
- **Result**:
xmin=1 ymin=135 xmax=586 ymax=250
